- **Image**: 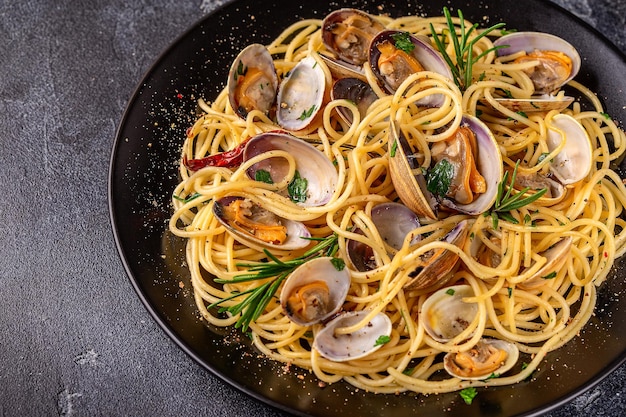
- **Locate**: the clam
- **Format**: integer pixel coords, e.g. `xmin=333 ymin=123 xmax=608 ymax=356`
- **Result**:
xmin=388 ymin=116 xmax=502 ymax=219
xmin=331 ymin=77 xmax=379 ymax=125
xmin=494 ymin=32 xmax=580 ymax=95
xmin=493 ymin=32 xmax=580 ymax=111
xmin=243 ymin=132 xmax=338 ymax=207
xmin=276 ymin=55 xmax=327 ymax=131
xmin=404 ymin=220 xmax=469 ymax=291
xmin=227 ymin=44 xmax=279 ymax=119
xmin=313 ymin=310 xmax=392 ymax=362
xmin=213 ymin=196 xmax=311 ymax=252
xmin=388 ymin=120 xmax=438 ymax=220
xmin=322 ymin=8 xmax=385 ymax=66
xmin=369 ymin=30 xmax=453 ymax=101
xmin=420 ymin=284 xmax=478 ymax=342
xmin=520 ymin=236 xmax=573 ymax=289
xmin=546 ymin=114 xmax=593 ymax=185
xmin=280 ymin=257 xmax=351 ymax=326
xmin=347 ymin=202 xmax=421 ymax=272
xmin=513 ymin=171 xmax=566 ymax=206
xmin=444 ymin=338 xmax=519 ymax=380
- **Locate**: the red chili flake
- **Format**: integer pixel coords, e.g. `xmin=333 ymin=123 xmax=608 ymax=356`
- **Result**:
xmin=183 ymin=138 xmax=251 ymax=171
xmin=604 ymin=252 xmax=609 ymax=258
xmin=177 ymin=93 xmax=183 ymax=99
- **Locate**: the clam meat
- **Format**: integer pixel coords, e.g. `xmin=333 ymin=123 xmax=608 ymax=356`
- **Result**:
xmin=313 ymin=310 xmax=392 ymax=362
xmin=280 ymin=257 xmax=351 ymax=326
xmin=213 ymin=196 xmax=311 ymax=252
xmin=322 ymin=8 xmax=385 ymax=66
xmin=444 ymin=338 xmax=519 ymax=380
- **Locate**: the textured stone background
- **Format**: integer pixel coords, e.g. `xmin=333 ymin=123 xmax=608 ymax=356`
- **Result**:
xmin=0 ymin=0 xmax=624 ymax=416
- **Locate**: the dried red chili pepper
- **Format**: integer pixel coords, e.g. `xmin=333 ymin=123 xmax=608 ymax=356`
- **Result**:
xmin=183 ymin=138 xmax=251 ymax=171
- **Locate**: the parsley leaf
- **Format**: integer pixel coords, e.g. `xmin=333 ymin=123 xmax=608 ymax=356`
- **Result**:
xmin=374 ymin=335 xmax=391 ymax=346
xmin=255 ymin=169 xmax=273 ymax=184
xmin=391 ymin=32 xmax=415 ymax=53
xmin=298 ymin=105 xmax=317 ymax=121
xmin=426 ymin=159 xmax=454 ymax=198
xmin=330 ymin=257 xmax=346 ymax=271
xmin=460 ymin=387 xmax=478 ymax=405
xmin=288 ymin=170 xmax=308 ymax=203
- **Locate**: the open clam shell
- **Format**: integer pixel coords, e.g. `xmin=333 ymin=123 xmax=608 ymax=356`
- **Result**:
xmin=346 ymin=202 xmax=421 ymax=272
xmin=388 ymin=121 xmax=438 ymax=220
xmin=404 ymin=220 xmax=469 ymax=291
xmin=280 ymin=257 xmax=351 ymax=326
xmin=313 ymin=310 xmax=392 ymax=362
xmin=520 ymin=236 xmax=573 ymax=289
xmin=227 ymin=43 xmax=278 ymax=119
xmin=331 ymin=77 xmax=379 ymax=125
xmin=276 ymin=55 xmax=327 ymax=131
xmin=213 ymin=196 xmax=311 ymax=252
xmin=420 ymin=284 xmax=478 ymax=343
xmin=494 ymin=31 xmax=581 ymax=95
xmin=493 ymin=94 xmax=575 ymax=114
xmin=546 ymin=114 xmax=593 ymax=185
xmin=444 ymin=338 xmax=519 ymax=380
xmin=439 ymin=115 xmax=503 ymax=215
xmin=368 ymin=29 xmax=453 ymax=103
xmin=243 ymin=132 xmax=338 ymax=207
xmin=322 ymin=8 xmax=385 ymax=66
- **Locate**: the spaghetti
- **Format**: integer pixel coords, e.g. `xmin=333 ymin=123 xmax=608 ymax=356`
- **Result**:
xmin=168 ymin=9 xmax=626 ymax=394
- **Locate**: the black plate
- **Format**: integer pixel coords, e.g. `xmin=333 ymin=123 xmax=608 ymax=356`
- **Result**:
xmin=109 ymin=0 xmax=626 ymax=416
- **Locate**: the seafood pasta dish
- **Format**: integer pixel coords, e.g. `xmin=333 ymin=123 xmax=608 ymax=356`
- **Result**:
xmin=168 ymin=7 xmax=626 ymax=397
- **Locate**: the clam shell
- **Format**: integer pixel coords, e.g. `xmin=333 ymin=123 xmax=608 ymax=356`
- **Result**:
xmin=444 ymin=338 xmax=519 ymax=380
xmin=322 ymin=8 xmax=385 ymax=66
xmin=313 ymin=310 xmax=392 ymax=362
xmin=243 ymin=132 xmax=338 ymax=207
xmin=347 ymin=202 xmax=421 ymax=272
xmin=520 ymin=236 xmax=573 ymax=289
xmin=546 ymin=114 xmax=592 ymax=185
xmin=388 ymin=121 xmax=438 ymax=220
xmin=280 ymin=257 xmax=351 ymax=326
xmin=420 ymin=284 xmax=478 ymax=342
xmin=494 ymin=31 xmax=581 ymax=93
xmin=369 ymin=29 xmax=453 ymax=104
xmin=276 ymin=56 xmax=327 ymax=131
xmin=440 ymin=115 xmax=503 ymax=215
xmin=227 ymin=44 xmax=278 ymax=119
xmin=213 ymin=196 xmax=311 ymax=252
xmin=493 ymin=94 xmax=574 ymax=113
xmin=403 ymin=220 xmax=469 ymax=291
xmin=331 ymin=77 xmax=379 ymax=125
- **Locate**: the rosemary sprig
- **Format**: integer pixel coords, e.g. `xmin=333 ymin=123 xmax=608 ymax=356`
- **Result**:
xmin=430 ymin=7 xmax=507 ymax=91
xmin=208 ymin=233 xmax=339 ymax=331
xmin=488 ymin=160 xmax=548 ymax=229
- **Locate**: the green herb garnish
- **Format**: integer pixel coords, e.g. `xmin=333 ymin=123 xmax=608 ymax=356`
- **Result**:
xmin=330 ymin=257 xmax=346 ymax=271
xmin=255 ymin=169 xmax=273 ymax=184
xmin=173 ymin=192 xmax=202 ymax=203
xmin=488 ymin=160 xmax=548 ymax=229
xmin=374 ymin=335 xmax=391 ymax=346
xmin=288 ymin=170 xmax=308 ymax=203
xmin=460 ymin=387 xmax=478 ymax=405
xmin=298 ymin=105 xmax=317 ymax=120
xmin=543 ymin=271 xmax=557 ymax=279
xmin=235 ymin=60 xmax=247 ymax=79
xmin=446 ymin=288 xmax=456 ymax=296
xmin=430 ymin=7 xmax=507 ymax=91
xmin=209 ymin=234 xmax=339 ymax=331
xmin=426 ymin=159 xmax=454 ymax=198
xmin=391 ymin=31 xmax=415 ymax=53
xmin=390 ymin=139 xmax=398 ymax=157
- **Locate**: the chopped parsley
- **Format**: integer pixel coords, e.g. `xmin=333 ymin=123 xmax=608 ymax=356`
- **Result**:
xmin=330 ymin=257 xmax=346 ymax=271
xmin=235 ymin=60 xmax=247 ymax=79
xmin=391 ymin=31 xmax=415 ymax=53
xmin=288 ymin=170 xmax=308 ymax=203
xmin=390 ymin=139 xmax=398 ymax=157
xmin=255 ymin=169 xmax=273 ymax=184
xmin=374 ymin=335 xmax=391 ymax=346
xmin=446 ymin=288 xmax=456 ymax=296
xmin=542 ymin=271 xmax=557 ymax=279
xmin=426 ymin=159 xmax=454 ymax=198
xmin=298 ymin=105 xmax=317 ymax=120
xmin=460 ymin=387 xmax=478 ymax=405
